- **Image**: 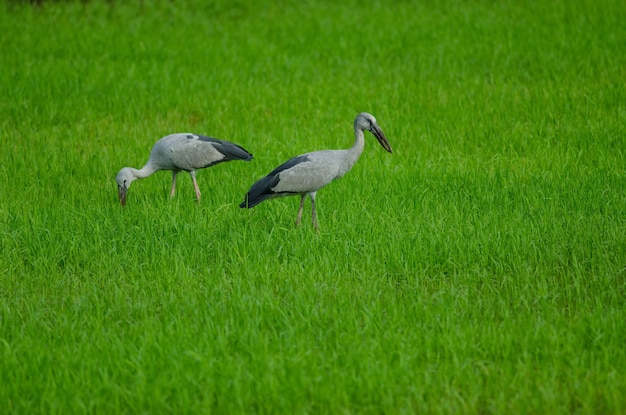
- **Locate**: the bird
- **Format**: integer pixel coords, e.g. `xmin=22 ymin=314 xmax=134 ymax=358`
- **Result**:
xmin=116 ymin=133 xmax=253 ymax=206
xmin=239 ymin=112 xmax=392 ymax=230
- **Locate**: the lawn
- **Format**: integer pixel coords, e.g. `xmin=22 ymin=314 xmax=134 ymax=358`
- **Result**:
xmin=1 ymin=0 xmax=625 ymax=413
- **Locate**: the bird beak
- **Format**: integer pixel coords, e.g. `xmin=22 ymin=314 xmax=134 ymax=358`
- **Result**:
xmin=118 ymin=185 xmax=127 ymax=207
xmin=372 ymin=124 xmax=393 ymax=153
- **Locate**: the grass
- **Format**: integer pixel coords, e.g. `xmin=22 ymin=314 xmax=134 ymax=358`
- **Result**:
xmin=1 ymin=0 xmax=625 ymax=413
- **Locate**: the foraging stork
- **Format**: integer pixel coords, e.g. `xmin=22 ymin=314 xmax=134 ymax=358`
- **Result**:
xmin=239 ymin=112 xmax=392 ymax=230
xmin=116 ymin=133 xmax=253 ymax=206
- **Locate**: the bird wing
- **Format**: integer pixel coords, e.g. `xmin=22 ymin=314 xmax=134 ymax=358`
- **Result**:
xmin=271 ymin=151 xmax=342 ymax=194
xmin=239 ymin=155 xmax=310 ymax=207
xmin=239 ymin=150 xmax=344 ymax=208
xmin=168 ymin=135 xmax=224 ymax=170
xmin=195 ymin=135 xmax=253 ymax=163
xmin=159 ymin=134 xmax=250 ymax=171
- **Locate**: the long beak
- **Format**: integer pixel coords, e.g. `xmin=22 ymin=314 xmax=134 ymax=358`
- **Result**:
xmin=372 ymin=124 xmax=393 ymax=153
xmin=118 ymin=185 xmax=127 ymax=207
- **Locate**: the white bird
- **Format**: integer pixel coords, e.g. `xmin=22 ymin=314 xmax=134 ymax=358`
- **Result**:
xmin=239 ymin=112 xmax=392 ymax=230
xmin=116 ymin=133 xmax=253 ymax=206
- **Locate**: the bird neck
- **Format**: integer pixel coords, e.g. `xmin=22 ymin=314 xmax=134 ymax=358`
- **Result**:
xmin=134 ymin=163 xmax=157 ymax=179
xmin=346 ymin=127 xmax=366 ymax=167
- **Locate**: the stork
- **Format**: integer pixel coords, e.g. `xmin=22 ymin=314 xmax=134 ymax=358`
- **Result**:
xmin=239 ymin=112 xmax=392 ymax=230
xmin=116 ymin=133 xmax=253 ymax=206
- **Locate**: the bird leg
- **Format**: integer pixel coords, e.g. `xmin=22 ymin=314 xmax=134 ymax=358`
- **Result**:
xmin=190 ymin=171 xmax=202 ymax=201
xmin=296 ymin=194 xmax=306 ymax=226
xmin=170 ymin=171 xmax=178 ymax=198
xmin=310 ymin=192 xmax=319 ymax=232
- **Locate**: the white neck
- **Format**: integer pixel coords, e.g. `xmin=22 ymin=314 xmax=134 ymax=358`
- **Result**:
xmin=132 ymin=163 xmax=158 ymax=180
xmin=344 ymin=126 xmax=366 ymax=169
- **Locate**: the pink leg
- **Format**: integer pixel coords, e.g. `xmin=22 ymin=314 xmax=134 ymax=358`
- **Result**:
xmin=310 ymin=192 xmax=319 ymax=232
xmin=170 ymin=171 xmax=178 ymax=198
xmin=190 ymin=171 xmax=201 ymax=201
xmin=296 ymin=194 xmax=306 ymax=226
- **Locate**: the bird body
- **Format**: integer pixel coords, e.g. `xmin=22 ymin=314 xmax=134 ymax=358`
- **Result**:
xmin=240 ymin=112 xmax=392 ymax=230
xmin=116 ymin=133 xmax=253 ymax=206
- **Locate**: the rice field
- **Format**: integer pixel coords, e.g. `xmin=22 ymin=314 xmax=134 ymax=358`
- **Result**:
xmin=1 ymin=0 xmax=625 ymax=413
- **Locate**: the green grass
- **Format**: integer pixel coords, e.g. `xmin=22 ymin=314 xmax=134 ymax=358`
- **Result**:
xmin=1 ymin=0 xmax=625 ymax=413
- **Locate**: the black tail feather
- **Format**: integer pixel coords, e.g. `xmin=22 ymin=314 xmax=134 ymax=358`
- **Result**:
xmin=216 ymin=140 xmax=253 ymax=161
xmin=239 ymin=175 xmax=276 ymax=208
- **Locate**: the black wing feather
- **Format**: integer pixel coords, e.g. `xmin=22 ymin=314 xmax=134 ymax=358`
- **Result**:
xmin=196 ymin=135 xmax=253 ymax=162
xmin=239 ymin=155 xmax=310 ymax=208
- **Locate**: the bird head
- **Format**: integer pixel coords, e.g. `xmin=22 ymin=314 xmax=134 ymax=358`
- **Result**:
xmin=115 ymin=167 xmax=136 ymax=206
xmin=356 ymin=112 xmax=393 ymax=153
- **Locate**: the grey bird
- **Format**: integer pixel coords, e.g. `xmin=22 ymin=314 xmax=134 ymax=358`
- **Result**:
xmin=239 ymin=112 xmax=392 ymax=230
xmin=116 ymin=133 xmax=253 ymax=206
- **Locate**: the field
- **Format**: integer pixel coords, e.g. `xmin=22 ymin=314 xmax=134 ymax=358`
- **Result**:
xmin=1 ymin=0 xmax=625 ymax=413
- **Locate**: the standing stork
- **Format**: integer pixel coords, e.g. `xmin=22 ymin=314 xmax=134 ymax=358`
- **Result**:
xmin=116 ymin=133 xmax=253 ymax=206
xmin=239 ymin=112 xmax=392 ymax=230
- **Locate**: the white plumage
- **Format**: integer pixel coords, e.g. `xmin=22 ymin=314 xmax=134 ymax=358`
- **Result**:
xmin=240 ymin=112 xmax=392 ymax=230
xmin=116 ymin=133 xmax=253 ymax=206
